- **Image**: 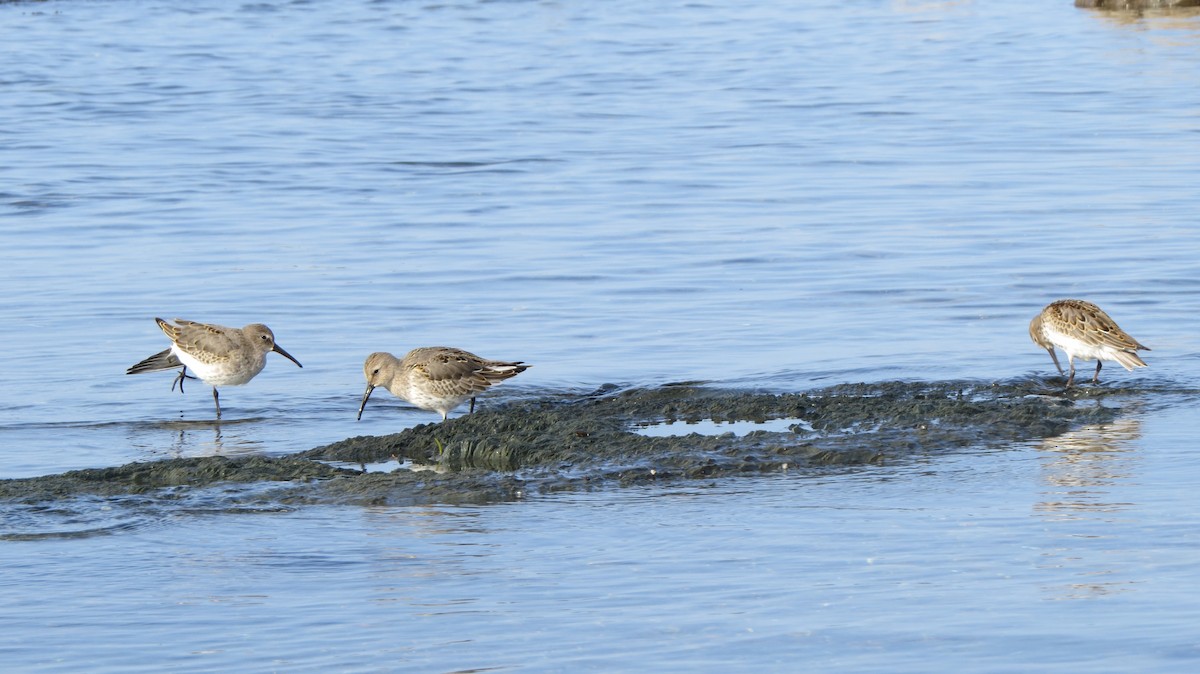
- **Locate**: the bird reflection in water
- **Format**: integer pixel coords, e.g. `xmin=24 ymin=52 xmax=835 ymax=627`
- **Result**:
xmin=1034 ymin=417 xmax=1142 ymax=600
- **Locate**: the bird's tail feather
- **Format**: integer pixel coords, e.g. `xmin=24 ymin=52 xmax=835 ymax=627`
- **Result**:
xmin=126 ymin=348 xmax=182 ymax=375
xmin=483 ymin=362 xmax=529 ymax=381
xmin=1112 ymin=349 xmax=1148 ymax=372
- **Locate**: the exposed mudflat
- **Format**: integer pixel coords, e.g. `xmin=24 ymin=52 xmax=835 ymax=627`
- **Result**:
xmin=1075 ymin=0 xmax=1200 ymax=10
xmin=0 ymin=379 xmax=1125 ymax=506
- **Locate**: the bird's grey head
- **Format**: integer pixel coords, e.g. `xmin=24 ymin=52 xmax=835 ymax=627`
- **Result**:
xmin=246 ymin=324 xmax=302 ymax=368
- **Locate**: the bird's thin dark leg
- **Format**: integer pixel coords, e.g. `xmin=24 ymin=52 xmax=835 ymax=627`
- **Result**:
xmin=213 ymin=387 xmax=222 ymax=419
xmin=469 ymin=396 xmax=477 ymax=414
xmin=1092 ymin=361 xmax=1102 ymax=384
xmin=1065 ymin=358 xmax=1076 ymax=388
xmin=171 ymin=366 xmax=198 ymax=394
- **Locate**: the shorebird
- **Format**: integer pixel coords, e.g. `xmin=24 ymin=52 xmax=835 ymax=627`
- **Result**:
xmin=357 ymin=347 xmax=529 ymax=422
xmin=127 ymin=318 xmax=302 ymax=418
xmin=1029 ymin=299 xmax=1149 ymax=387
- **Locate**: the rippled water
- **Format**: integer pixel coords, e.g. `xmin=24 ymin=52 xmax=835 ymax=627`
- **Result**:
xmin=3 ymin=0 xmax=1200 ymax=671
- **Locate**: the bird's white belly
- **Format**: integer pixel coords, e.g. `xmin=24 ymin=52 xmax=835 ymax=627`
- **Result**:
xmin=1046 ymin=330 xmax=1116 ymax=362
xmin=404 ymin=387 xmax=471 ymax=412
xmin=172 ymin=346 xmax=265 ymax=386
xmin=393 ymin=376 xmax=473 ymax=414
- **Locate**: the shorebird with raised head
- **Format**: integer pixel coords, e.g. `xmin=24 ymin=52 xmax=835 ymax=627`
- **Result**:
xmin=357 ymin=347 xmax=529 ymax=422
xmin=1029 ymin=299 xmax=1149 ymax=387
xmin=127 ymin=318 xmax=302 ymax=418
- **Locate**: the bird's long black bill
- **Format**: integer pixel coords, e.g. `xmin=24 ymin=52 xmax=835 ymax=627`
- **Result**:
xmin=272 ymin=344 xmax=303 ymax=368
xmin=357 ymin=385 xmax=374 ymax=421
xmin=1046 ymin=348 xmax=1064 ymax=376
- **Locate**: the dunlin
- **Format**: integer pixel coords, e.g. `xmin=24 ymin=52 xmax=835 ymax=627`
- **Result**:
xmin=127 ymin=318 xmax=302 ymax=418
xmin=357 ymin=347 xmax=529 ymax=422
xmin=1029 ymin=299 xmax=1149 ymax=386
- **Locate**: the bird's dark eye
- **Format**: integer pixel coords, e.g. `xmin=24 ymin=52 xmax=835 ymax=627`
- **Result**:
xmin=373 ymin=369 xmax=381 ymax=375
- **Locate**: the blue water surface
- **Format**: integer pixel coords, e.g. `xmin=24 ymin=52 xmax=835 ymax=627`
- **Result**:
xmin=2 ymin=0 xmax=1200 ymax=671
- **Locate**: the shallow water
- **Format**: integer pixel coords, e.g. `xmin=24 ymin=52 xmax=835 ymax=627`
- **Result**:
xmin=3 ymin=0 xmax=1200 ymax=670
xmin=635 ymin=417 xmax=807 ymax=437
xmin=5 ymin=409 xmax=1200 ymax=672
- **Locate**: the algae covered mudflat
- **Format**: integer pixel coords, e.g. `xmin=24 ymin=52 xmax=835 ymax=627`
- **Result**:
xmin=0 ymin=379 xmax=1121 ymax=507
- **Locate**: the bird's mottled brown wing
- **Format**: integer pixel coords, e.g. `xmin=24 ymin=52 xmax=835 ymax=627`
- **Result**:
xmin=411 ymin=347 xmax=485 ymax=379
xmin=157 ymin=318 xmax=243 ymax=365
xmin=1050 ymin=300 xmax=1148 ymax=351
xmin=407 ymin=347 xmax=523 ymax=395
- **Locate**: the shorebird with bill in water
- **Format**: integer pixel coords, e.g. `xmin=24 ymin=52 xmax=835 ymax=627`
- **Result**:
xmin=127 ymin=317 xmax=302 ymax=418
xmin=357 ymin=347 xmax=529 ymax=422
xmin=1029 ymin=299 xmax=1149 ymax=387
